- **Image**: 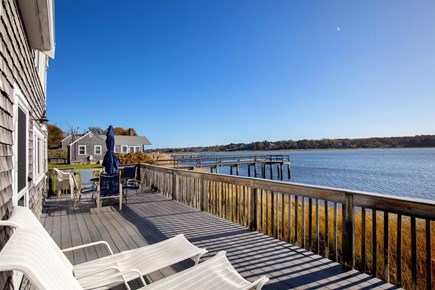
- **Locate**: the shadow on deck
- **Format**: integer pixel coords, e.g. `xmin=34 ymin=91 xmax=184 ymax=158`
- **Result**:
xmin=41 ymin=190 xmax=399 ymax=290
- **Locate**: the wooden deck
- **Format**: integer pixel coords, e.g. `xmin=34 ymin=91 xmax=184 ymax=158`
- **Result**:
xmin=41 ymin=190 xmax=400 ymax=290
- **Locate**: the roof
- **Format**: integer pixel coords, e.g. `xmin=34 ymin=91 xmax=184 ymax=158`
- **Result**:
xmin=114 ymin=135 xmax=152 ymax=146
xmin=64 ymin=133 xmax=152 ymax=146
xmin=68 ymin=132 xmax=105 ymax=146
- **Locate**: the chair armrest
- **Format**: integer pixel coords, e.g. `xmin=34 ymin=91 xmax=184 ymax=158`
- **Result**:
xmin=0 ymin=220 xmax=22 ymax=228
xmin=62 ymin=240 xmax=114 ymax=256
xmin=80 ymin=267 xmax=146 ymax=290
xmin=241 ymin=276 xmax=270 ymax=290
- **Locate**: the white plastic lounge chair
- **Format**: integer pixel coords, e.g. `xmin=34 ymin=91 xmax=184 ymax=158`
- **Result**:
xmin=0 ymin=229 xmax=269 ymax=290
xmin=142 ymin=251 xmax=269 ymax=290
xmin=0 ymin=206 xmax=207 ymax=289
xmin=53 ymin=168 xmax=77 ymax=198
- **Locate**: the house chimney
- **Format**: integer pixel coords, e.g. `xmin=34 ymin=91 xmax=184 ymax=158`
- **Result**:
xmin=128 ymin=128 xmax=134 ymax=136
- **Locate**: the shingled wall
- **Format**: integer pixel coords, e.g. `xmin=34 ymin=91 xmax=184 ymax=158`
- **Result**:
xmin=0 ymin=0 xmax=49 ymax=287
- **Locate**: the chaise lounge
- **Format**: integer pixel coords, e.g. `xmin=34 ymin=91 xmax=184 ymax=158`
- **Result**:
xmin=0 ymin=206 xmax=207 ymax=289
xmin=0 ymin=229 xmax=269 ymax=289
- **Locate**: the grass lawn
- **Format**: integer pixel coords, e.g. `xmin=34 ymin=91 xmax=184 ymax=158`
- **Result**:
xmin=48 ymin=163 xmax=103 ymax=170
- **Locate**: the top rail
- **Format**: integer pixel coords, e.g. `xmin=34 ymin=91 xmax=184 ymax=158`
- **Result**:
xmin=140 ymin=163 xmax=435 ymax=219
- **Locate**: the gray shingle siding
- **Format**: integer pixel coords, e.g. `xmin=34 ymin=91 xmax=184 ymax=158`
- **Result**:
xmin=69 ymin=132 xmax=106 ymax=163
xmin=0 ymin=0 xmax=52 ymax=287
xmin=65 ymin=134 xmax=152 ymax=161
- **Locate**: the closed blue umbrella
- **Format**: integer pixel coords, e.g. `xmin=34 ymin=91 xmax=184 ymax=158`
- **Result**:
xmin=102 ymin=125 xmax=120 ymax=175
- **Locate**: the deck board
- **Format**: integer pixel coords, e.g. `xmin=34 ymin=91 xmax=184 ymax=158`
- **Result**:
xmin=41 ymin=190 xmax=400 ymax=290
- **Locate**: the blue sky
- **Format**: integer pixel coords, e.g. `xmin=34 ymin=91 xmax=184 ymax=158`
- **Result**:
xmin=48 ymin=0 xmax=435 ymax=149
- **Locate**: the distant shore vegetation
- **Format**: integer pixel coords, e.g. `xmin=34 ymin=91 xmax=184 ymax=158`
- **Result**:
xmin=153 ymin=135 xmax=435 ymax=153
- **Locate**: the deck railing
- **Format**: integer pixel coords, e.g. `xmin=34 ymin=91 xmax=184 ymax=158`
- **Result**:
xmin=139 ymin=163 xmax=434 ymax=290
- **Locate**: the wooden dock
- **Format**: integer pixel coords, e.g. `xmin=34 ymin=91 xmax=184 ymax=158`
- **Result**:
xmin=40 ymin=191 xmax=400 ymax=289
xmin=158 ymin=154 xmax=292 ymax=180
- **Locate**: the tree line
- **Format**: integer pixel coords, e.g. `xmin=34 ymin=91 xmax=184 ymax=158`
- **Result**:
xmin=153 ymin=135 xmax=435 ymax=153
xmin=48 ymin=124 xmax=138 ymax=149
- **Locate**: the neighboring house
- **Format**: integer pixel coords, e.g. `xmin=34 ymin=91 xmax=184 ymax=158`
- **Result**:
xmin=114 ymin=135 xmax=152 ymax=154
xmin=61 ymin=129 xmax=152 ymax=163
xmin=67 ymin=131 xmax=106 ymax=164
xmin=0 ymin=0 xmax=55 ymax=287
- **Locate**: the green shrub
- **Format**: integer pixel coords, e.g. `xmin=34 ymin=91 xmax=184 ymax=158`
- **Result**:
xmin=48 ymin=149 xmax=67 ymax=159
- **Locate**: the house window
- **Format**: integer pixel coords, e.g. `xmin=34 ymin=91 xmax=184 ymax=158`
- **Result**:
xmin=129 ymin=146 xmax=140 ymax=153
xmin=94 ymin=145 xmax=102 ymax=155
xmin=33 ymin=127 xmax=46 ymax=184
xmin=13 ymin=86 xmax=29 ymax=206
xmin=78 ymin=145 xmax=86 ymax=155
xmin=121 ymin=145 xmax=128 ymax=153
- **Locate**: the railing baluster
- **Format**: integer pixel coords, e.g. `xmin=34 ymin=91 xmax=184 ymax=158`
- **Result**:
xmin=249 ymin=187 xmax=258 ymax=231
xmin=411 ymin=216 xmax=417 ymax=290
xmin=426 ymin=219 xmax=432 ymax=290
xmin=384 ymin=211 xmax=389 ymax=283
xmin=295 ymin=195 xmax=299 ymax=245
xmin=333 ymin=202 xmax=337 ymax=262
xmin=325 ymin=201 xmax=329 ymax=259
xmin=316 ymin=199 xmax=320 ymax=254
xmin=281 ymin=192 xmax=285 ymax=240
xmin=362 ymin=208 xmax=366 ymax=272
xmin=275 ymin=192 xmax=281 ymax=239
xmin=266 ymin=191 xmax=269 ymax=236
xmin=372 ymin=209 xmax=377 ymax=277
xmin=288 ymin=194 xmax=292 ymax=244
xmin=219 ymin=182 xmax=223 ymax=217
xmin=271 ymin=191 xmax=275 ymax=238
xmin=397 ymin=214 xmax=402 ymax=288
xmin=260 ymin=189 xmax=264 ymax=232
xmin=302 ymin=197 xmax=306 ymax=248
xmin=308 ymin=198 xmax=313 ymax=250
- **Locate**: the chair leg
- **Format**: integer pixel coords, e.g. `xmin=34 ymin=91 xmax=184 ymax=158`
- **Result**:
xmin=96 ymin=195 xmax=100 ymax=213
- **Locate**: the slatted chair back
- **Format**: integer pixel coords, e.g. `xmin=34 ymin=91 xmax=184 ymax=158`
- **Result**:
xmin=99 ymin=173 xmax=121 ymax=197
xmin=97 ymin=173 xmax=123 ymax=211
xmin=0 ymin=206 xmax=73 ymax=268
xmin=0 ymin=229 xmax=82 ymax=290
xmin=121 ymin=165 xmax=137 ymax=182
xmin=121 ymin=165 xmax=140 ymax=194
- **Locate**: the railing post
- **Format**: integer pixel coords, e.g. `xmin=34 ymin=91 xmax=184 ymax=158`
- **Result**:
xmin=343 ymin=193 xmax=355 ymax=269
xmin=249 ymin=188 xmax=258 ymax=231
xmin=171 ymin=170 xmax=176 ymax=200
xmin=200 ymin=176 xmax=208 ymax=212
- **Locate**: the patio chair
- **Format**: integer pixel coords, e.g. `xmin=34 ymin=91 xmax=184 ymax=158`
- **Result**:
xmin=142 ymin=251 xmax=269 ymax=290
xmin=0 ymin=206 xmax=208 ymax=290
xmin=121 ymin=165 xmax=141 ymax=195
xmin=52 ymin=168 xmax=77 ymax=199
xmin=78 ymin=169 xmax=99 ymax=194
xmin=0 ymin=230 xmax=268 ymax=290
xmin=96 ymin=173 xmax=123 ymax=212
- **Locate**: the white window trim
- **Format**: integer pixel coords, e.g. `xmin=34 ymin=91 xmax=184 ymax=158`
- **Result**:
xmin=94 ymin=145 xmax=102 ymax=155
xmin=78 ymin=145 xmax=86 ymax=155
xmin=33 ymin=126 xmax=46 ymax=184
xmin=129 ymin=146 xmax=140 ymax=153
xmin=13 ymin=85 xmax=29 ymax=207
xmin=121 ymin=145 xmax=128 ymax=153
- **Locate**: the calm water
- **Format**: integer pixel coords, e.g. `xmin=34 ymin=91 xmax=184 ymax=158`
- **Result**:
xmin=197 ymin=148 xmax=435 ymax=201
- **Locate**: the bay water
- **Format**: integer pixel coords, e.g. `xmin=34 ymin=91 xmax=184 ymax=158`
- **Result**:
xmin=198 ymin=148 xmax=435 ymax=201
